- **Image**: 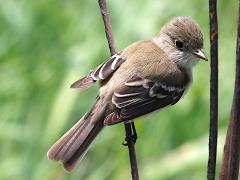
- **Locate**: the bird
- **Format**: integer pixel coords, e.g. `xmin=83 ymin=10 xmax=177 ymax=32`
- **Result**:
xmin=47 ymin=16 xmax=208 ymax=171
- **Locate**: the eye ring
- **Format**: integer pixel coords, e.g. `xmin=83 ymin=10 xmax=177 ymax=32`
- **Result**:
xmin=175 ymin=40 xmax=184 ymax=50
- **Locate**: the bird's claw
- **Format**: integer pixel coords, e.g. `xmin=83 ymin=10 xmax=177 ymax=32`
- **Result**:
xmin=122 ymin=122 xmax=138 ymax=146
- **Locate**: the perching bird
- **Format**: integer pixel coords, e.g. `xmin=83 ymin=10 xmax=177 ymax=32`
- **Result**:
xmin=47 ymin=16 xmax=207 ymax=171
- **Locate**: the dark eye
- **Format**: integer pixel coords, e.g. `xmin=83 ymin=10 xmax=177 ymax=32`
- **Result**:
xmin=175 ymin=40 xmax=184 ymax=50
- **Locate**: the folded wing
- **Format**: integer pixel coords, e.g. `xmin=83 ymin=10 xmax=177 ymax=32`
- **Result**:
xmin=104 ymin=75 xmax=185 ymax=125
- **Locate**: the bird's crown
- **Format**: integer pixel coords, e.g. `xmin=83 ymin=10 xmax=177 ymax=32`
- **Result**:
xmin=160 ymin=16 xmax=203 ymax=50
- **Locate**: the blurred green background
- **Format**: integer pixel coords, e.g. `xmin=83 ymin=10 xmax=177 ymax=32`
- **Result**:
xmin=0 ymin=0 xmax=238 ymax=179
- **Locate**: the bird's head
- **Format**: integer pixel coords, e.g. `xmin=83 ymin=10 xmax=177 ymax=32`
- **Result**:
xmin=153 ymin=16 xmax=207 ymax=69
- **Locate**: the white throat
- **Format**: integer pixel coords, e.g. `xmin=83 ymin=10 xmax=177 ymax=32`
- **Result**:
xmin=152 ymin=35 xmax=198 ymax=71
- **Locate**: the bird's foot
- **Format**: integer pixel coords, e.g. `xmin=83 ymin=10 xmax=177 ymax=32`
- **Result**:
xmin=122 ymin=122 xmax=138 ymax=146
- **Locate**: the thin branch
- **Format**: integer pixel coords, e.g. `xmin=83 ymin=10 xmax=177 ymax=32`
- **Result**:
xmin=226 ymin=0 xmax=240 ymax=178
xmin=98 ymin=1 xmax=139 ymax=179
xmin=98 ymin=0 xmax=116 ymax=55
xmin=125 ymin=122 xmax=139 ymax=180
xmin=220 ymin=1 xmax=240 ymax=179
xmin=208 ymin=0 xmax=219 ymax=179
xmin=219 ymin=126 xmax=231 ymax=180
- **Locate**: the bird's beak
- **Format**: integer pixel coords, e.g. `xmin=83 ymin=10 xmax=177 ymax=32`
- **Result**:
xmin=193 ymin=49 xmax=208 ymax=61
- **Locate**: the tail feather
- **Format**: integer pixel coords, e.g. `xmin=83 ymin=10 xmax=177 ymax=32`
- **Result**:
xmin=47 ymin=101 xmax=105 ymax=171
xmin=47 ymin=117 xmax=89 ymax=162
xmin=63 ymin=120 xmax=104 ymax=171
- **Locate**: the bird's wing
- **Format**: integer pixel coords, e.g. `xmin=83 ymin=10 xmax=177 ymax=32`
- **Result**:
xmin=104 ymin=75 xmax=184 ymax=125
xmin=71 ymin=52 xmax=125 ymax=90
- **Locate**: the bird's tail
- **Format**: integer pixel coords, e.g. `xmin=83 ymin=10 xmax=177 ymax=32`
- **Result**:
xmin=47 ymin=99 xmax=105 ymax=171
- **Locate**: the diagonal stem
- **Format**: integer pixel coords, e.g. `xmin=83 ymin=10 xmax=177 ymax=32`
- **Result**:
xmin=98 ymin=0 xmax=116 ymax=55
xmin=98 ymin=1 xmax=139 ymax=179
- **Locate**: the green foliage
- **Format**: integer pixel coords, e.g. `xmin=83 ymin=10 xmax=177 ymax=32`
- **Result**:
xmin=0 ymin=0 xmax=237 ymax=179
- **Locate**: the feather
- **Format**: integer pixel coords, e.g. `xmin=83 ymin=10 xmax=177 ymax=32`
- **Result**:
xmin=110 ymin=75 xmax=185 ymax=123
xmin=47 ymin=100 xmax=105 ymax=171
xmin=70 ymin=52 xmax=125 ymax=90
xmin=70 ymin=75 xmax=95 ymax=89
xmin=90 ymin=53 xmax=125 ymax=80
xmin=103 ymin=112 xmax=121 ymax=125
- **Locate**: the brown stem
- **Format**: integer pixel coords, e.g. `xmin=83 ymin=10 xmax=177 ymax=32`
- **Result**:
xmin=98 ymin=0 xmax=116 ymax=55
xmin=208 ymin=0 xmax=219 ymax=180
xmin=226 ymin=1 xmax=240 ymax=179
xmin=219 ymin=126 xmax=231 ymax=180
xmin=98 ymin=1 xmax=139 ymax=179
xmin=220 ymin=1 xmax=240 ymax=180
xmin=125 ymin=122 xmax=139 ymax=180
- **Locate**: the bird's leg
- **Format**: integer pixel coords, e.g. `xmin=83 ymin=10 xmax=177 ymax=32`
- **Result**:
xmin=122 ymin=121 xmax=138 ymax=146
xmin=131 ymin=122 xmax=138 ymax=144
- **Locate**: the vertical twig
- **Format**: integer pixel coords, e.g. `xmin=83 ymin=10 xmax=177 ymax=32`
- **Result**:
xmin=125 ymin=122 xmax=139 ymax=180
xmin=98 ymin=1 xmax=139 ymax=179
xmin=220 ymin=1 xmax=240 ymax=180
xmin=219 ymin=125 xmax=231 ymax=180
xmin=226 ymin=1 xmax=240 ymax=179
xmin=208 ymin=0 xmax=218 ymax=180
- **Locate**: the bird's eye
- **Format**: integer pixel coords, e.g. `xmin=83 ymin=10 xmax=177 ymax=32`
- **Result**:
xmin=175 ymin=40 xmax=184 ymax=50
